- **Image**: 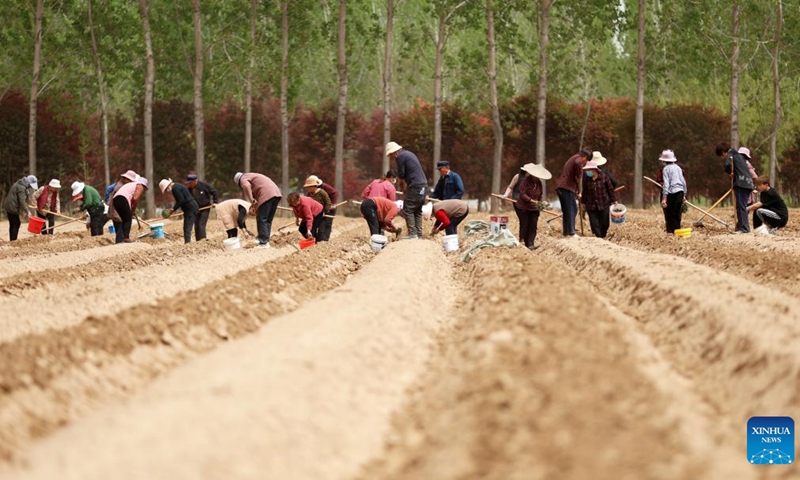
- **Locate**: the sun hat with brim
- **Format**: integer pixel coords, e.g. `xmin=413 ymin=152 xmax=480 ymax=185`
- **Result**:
xmin=137 ymin=177 xmax=149 ymax=189
xmin=658 ymin=149 xmax=677 ymax=162
xmin=385 ymin=141 xmax=402 ymax=156
xmin=582 ymin=160 xmax=599 ymax=170
xmin=120 ymin=170 xmax=138 ymax=182
xmin=303 ymin=175 xmax=322 ymax=188
xmin=71 ymin=181 xmax=85 ymax=198
xmin=591 ymin=151 xmax=607 ymax=166
xmin=521 ymin=163 xmax=553 ymax=180
xmin=158 ymin=178 xmax=173 ymax=194
xmin=234 ymin=172 xmax=243 ymax=185
xmin=48 ymin=179 xmax=61 ymax=189
xmin=738 ymin=147 xmax=752 ymax=159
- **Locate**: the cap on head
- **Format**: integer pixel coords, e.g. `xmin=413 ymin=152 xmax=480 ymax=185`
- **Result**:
xmin=658 ymin=149 xmax=677 ymax=162
xmin=158 ymin=178 xmax=173 ymax=194
xmin=25 ymin=175 xmax=38 ymax=189
xmin=385 ymin=142 xmax=402 ymax=156
xmin=437 ymin=161 xmax=450 ymax=169
xmin=234 ymin=172 xmax=244 ymax=185
xmin=137 ymin=177 xmax=149 ymax=189
xmin=738 ymin=147 xmax=751 ymax=159
xmin=71 ymin=181 xmax=85 ymax=198
xmin=303 ymin=175 xmax=322 ymax=188
xmin=186 ymin=173 xmax=198 ymax=181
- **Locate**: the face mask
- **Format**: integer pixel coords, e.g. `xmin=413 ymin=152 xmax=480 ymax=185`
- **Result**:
xmin=586 ymin=171 xmax=595 ymax=178
xmin=166 ymin=188 xmax=172 ymax=193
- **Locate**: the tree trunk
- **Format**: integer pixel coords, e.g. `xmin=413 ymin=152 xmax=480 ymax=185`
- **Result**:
xmin=634 ymin=0 xmax=645 ymax=208
xmin=192 ymin=0 xmax=205 ymax=180
xmin=245 ymin=0 xmax=256 ymax=174
xmin=87 ymin=0 xmax=111 ymax=187
xmin=769 ymin=0 xmax=782 ymax=186
xmin=381 ymin=0 xmax=394 ymax=175
xmin=730 ymin=3 xmax=740 ymax=149
xmin=280 ymin=0 xmax=290 ymax=196
xmin=535 ymin=0 xmax=552 ymax=199
xmin=487 ymin=0 xmax=502 ymax=214
xmin=334 ymin=0 xmax=347 ymax=196
xmin=28 ymin=0 xmax=44 ymax=176
xmin=433 ymin=15 xmax=446 ymax=186
xmin=139 ymin=0 xmax=155 ymax=218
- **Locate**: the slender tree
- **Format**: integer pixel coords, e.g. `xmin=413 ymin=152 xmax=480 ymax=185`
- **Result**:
xmin=87 ymin=0 xmax=111 ymax=186
xmin=432 ymin=0 xmax=470 ymax=185
xmin=730 ymin=2 xmax=740 ymax=149
xmin=381 ymin=0 xmax=396 ymax=174
xmin=487 ymin=0 xmax=502 ymax=213
xmin=139 ymin=0 xmax=155 ymax=217
xmin=769 ymin=0 xmax=782 ymax=185
xmin=244 ymin=0 xmax=256 ymax=174
xmin=28 ymin=0 xmax=44 ymax=176
xmin=334 ymin=0 xmax=348 ymax=195
xmin=280 ymin=0 xmax=290 ymax=196
xmin=191 ymin=0 xmax=206 ymax=180
xmin=634 ymin=0 xmax=645 ymax=208
xmin=535 ymin=0 xmax=553 ymax=197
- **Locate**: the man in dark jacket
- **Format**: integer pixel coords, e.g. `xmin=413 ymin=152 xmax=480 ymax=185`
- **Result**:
xmin=317 ymin=177 xmax=339 ymax=242
xmin=160 ymin=178 xmax=200 ymax=243
xmin=386 ymin=141 xmax=427 ymax=239
xmin=3 ymin=175 xmax=37 ymax=241
xmin=717 ymin=142 xmax=755 ymax=233
xmin=185 ymin=173 xmax=219 ymax=241
xmin=431 ymin=161 xmax=465 ymax=200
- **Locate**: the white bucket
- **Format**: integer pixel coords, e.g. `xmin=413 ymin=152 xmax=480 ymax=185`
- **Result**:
xmin=370 ymin=234 xmax=388 ymax=252
xmin=443 ymin=234 xmax=459 ymax=252
xmin=610 ymin=204 xmax=627 ymax=224
xmin=223 ymin=237 xmax=241 ymax=250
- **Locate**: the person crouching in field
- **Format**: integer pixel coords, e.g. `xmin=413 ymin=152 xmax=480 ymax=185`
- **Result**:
xmin=427 ymin=199 xmax=470 ymax=237
xmin=216 ymin=199 xmax=253 ymax=239
xmin=657 ymin=149 xmax=687 ymax=234
xmin=514 ymin=163 xmax=552 ymax=250
xmin=748 ymin=176 xmax=789 ymax=235
xmin=159 ymin=178 xmax=200 ymax=244
xmin=288 ymin=192 xmax=323 ymax=241
xmin=360 ymin=196 xmax=401 ymax=237
xmin=302 ymin=176 xmax=332 ymax=242
xmin=581 ymin=159 xmax=617 ymax=239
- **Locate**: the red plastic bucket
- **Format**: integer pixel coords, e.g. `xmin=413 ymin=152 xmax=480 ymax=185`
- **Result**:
xmin=28 ymin=216 xmax=45 ymax=234
xmin=298 ymin=238 xmax=316 ymax=250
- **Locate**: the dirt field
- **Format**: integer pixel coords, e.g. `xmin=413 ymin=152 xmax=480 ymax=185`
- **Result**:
xmin=1 ymin=206 xmax=799 ymax=479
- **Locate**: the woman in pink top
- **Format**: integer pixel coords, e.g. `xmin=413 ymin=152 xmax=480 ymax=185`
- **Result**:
xmin=361 ymin=170 xmax=397 ymax=201
xmin=112 ymin=177 xmax=148 ymax=243
xmin=288 ymin=192 xmax=323 ymax=241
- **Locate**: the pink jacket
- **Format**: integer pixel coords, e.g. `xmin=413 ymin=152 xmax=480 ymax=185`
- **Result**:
xmin=239 ymin=173 xmax=281 ymax=208
xmin=362 ymin=179 xmax=396 ymax=201
xmin=293 ymin=195 xmax=323 ymax=226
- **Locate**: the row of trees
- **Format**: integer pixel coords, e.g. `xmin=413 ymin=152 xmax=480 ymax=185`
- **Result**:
xmin=2 ymin=1 xmax=799 ymax=215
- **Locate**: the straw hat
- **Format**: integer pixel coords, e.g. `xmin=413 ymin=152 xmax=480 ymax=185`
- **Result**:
xmin=234 ymin=172 xmax=244 ymax=185
xmin=582 ymin=160 xmax=599 ymax=170
xmin=591 ymin=151 xmax=607 ymax=166
xmin=738 ymin=147 xmax=751 ymax=159
xmin=158 ymin=178 xmax=173 ymax=193
xmin=521 ymin=163 xmax=553 ymax=180
xmin=303 ymin=175 xmax=322 ymax=188
xmin=120 ymin=170 xmax=138 ymax=182
xmin=385 ymin=141 xmax=402 ymax=156
xmin=71 ymin=181 xmax=85 ymax=198
xmin=658 ymin=149 xmax=677 ymax=162
xmin=48 ymin=179 xmax=61 ymax=189
xmin=422 ymin=202 xmax=433 ymax=220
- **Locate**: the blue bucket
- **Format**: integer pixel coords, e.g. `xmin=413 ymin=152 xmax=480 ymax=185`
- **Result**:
xmin=150 ymin=222 xmax=165 ymax=239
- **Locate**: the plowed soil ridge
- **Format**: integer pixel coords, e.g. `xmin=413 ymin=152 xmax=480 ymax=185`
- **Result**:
xmin=3 ymin=240 xmax=455 ymax=480
xmin=0 ymin=228 xmax=373 ymax=464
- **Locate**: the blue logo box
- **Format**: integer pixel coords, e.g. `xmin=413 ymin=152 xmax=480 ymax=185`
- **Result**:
xmin=748 ymin=416 xmax=794 ymax=464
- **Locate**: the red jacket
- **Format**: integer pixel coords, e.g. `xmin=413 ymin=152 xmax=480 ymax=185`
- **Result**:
xmin=292 ymin=195 xmax=323 ymax=226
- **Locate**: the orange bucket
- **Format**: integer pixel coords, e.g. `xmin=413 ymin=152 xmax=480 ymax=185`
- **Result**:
xmin=298 ymin=237 xmax=316 ymax=250
xmin=28 ymin=216 xmax=45 ymax=234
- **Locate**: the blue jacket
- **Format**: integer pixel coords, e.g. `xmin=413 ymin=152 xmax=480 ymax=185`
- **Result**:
xmin=432 ymin=171 xmax=464 ymax=200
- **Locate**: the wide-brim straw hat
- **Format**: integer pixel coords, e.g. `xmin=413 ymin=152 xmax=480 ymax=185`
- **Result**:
xmin=658 ymin=149 xmax=677 ymax=162
xmin=591 ymin=151 xmax=607 ymax=166
xmin=385 ymin=141 xmax=402 ymax=156
xmin=48 ymin=179 xmax=61 ymax=189
xmin=159 ymin=178 xmax=173 ymax=194
xmin=522 ymin=163 xmax=553 ymax=180
xmin=582 ymin=160 xmax=599 ymax=170
xmin=303 ymin=175 xmax=322 ymax=188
